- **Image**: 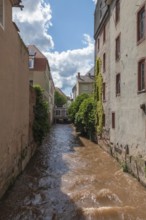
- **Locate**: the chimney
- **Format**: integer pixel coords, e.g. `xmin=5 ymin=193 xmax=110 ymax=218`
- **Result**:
xmin=77 ymin=72 xmax=80 ymax=78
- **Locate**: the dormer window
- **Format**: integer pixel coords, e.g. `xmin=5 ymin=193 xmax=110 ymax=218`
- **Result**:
xmin=29 ymin=57 xmax=34 ymax=69
xmin=0 ymin=0 xmax=4 ymax=28
xmin=28 ymin=49 xmax=36 ymax=69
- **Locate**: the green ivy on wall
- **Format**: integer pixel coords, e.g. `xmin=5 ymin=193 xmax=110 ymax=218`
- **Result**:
xmin=33 ymin=85 xmax=49 ymax=145
xmin=94 ymin=58 xmax=103 ymax=135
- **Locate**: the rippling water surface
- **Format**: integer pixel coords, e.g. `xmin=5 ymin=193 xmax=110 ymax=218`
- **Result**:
xmin=0 ymin=124 xmax=146 ymax=220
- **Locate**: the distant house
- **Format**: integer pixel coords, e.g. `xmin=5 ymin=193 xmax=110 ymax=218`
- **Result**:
xmin=72 ymin=67 xmax=95 ymax=100
xmin=54 ymin=87 xmax=70 ymax=122
xmin=28 ymin=45 xmax=55 ymax=124
xmin=0 ymin=0 xmax=30 ymax=198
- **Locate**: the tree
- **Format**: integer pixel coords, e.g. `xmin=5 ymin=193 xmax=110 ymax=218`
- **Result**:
xmin=68 ymin=93 xmax=89 ymax=123
xmin=54 ymin=90 xmax=67 ymax=107
xmin=33 ymin=85 xmax=49 ymax=145
xmin=75 ymin=96 xmax=96 ymax=139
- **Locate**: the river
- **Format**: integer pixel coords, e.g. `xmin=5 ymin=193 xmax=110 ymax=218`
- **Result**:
xmin=0 ymin=124 xmax=146 ymax=220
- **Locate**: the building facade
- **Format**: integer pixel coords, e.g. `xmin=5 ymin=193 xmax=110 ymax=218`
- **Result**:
xmin=94 ymin=0 xmax=146 ymax=185
xmin=0 ymin=0 xmax=31 ymax=198
xmin=72 ymin=68 xmax=95 ymax=100
xmin=28 ymin=45 xmax=55 ymax=124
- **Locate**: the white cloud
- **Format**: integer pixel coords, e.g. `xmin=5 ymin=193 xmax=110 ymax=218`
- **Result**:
xmin=44 ymin=34 xmax=94 ymax=95
xmin=13 ymin=1 xmax=94 ymax=95
xmin=13 ymin=0 xmax=54 ymax=51
xmin=93 ymin=0 xmax=97 ymax=4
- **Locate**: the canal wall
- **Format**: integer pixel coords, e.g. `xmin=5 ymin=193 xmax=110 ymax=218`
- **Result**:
xmin=0 ymin=86 xmax=37 ymax=199
xmin=98 ymin=138 xmax=146 ymax=187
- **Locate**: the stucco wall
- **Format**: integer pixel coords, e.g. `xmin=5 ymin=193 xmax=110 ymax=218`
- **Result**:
xmin=109 ymin=0 xmax=146 ymax=156
xmin=0 ymin=0 xmax=30 ymax=198
xmin=95 ymin=0 xmax=146 ymax=185
xmin=29 ymin=64 xmax=54 ymax=124
xmin=79 ymin=83 xmax=94 ymax=95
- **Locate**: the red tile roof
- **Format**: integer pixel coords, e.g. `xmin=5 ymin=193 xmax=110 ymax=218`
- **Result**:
xmin=28 ymin=45 xmax=49 ymax=72
xmin=34 ymin=58 xmax=47 ymax=71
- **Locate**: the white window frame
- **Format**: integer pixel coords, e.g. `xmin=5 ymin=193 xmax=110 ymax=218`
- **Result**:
xmin=0 ymin=0 xmax=4 ymax=29
xmin=29 ymin=57 xmax=34 ymax=69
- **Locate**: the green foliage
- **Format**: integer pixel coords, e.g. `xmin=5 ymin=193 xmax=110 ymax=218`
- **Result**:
xmin=33 ymin=85 xmax=49 ymax=145
xmin=75 ymin=96 xmax=96 ymax=139
xmin=54 ymin=90 xmax=67 ymax=107
xmin=67 ymin=101 xmax=77 ymax=122
xmin=94 ymin=58 xmax=104 ymax=135
xmin=68 ymin=93 xmax=89 ymax=123
xmin=121 ymin=162 xmax=128 ymax=173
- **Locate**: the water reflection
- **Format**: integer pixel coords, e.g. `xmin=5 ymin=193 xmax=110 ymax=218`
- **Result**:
xmin=0 ymin=124 xmax=146 ymax=220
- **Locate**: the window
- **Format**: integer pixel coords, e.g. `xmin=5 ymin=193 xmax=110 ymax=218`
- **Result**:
xmin=103 ymin=82 xmax=106 ymax=101
xmin=103 ymin=113 xmax=105 ymax=127
xmin=29 ymin=80 xmax=33 ymax=86
xmin=56 ymin=110 xmax=60 ymax=116
xmin=103 ymin=25 xmax=106 ymax=43
xmin=138 ymin=59 xmax=145 ymax=92
xmin=29 ymin=57 xmax=34 ymax=69
xmin=137 ymin=6 xmax=145 ymax=42
xmin=98 ymin=38 xmax=100 ymax=50
xmin=103 ymin=53 xmax=106 ymax=72
xmin=112 ymin=112 xmax=115 ymax=129
xmin=0 ymin=0 xmax=4 ymax=27
xmin=115 ymin=34 xmax=120 ymax=61
xmin=115 ymin=0 xmax=120 ymax=23
xmin=116 ymin=73 xmax=120 ymax=96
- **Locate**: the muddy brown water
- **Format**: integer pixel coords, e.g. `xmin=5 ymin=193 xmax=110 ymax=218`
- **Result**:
xmin=0 ymin=124 xmax=146 ymax=220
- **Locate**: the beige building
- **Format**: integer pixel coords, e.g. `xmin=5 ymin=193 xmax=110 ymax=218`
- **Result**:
xmin=28 ymin=45 xmax=55 ymax=124
xmin=54 ymin=87 xmax=71 ymax=122
xmin=94 ymin=0 xmax=146 ymax=185
xmin=0 ymin=0 xmax=31 ymax=198
xmin=72 ymin=68 xmax=95 ymax=100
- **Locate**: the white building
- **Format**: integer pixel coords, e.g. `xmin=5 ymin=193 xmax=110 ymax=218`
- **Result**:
xmin=94 ymin=0 xmax=146 ymax=185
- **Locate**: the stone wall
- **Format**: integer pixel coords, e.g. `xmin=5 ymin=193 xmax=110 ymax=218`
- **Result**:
xmin=98 ymin=138 xmax=146 ymax=187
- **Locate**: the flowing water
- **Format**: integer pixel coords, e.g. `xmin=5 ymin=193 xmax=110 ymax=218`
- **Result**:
xmin=0 ymin=124 xmax=146 ymax=220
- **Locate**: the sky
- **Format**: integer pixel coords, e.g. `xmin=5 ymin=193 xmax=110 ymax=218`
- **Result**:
xmin=13 ymin=0 xmax=97 ymax=96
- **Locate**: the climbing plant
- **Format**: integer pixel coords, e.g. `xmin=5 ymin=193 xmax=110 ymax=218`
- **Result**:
xmin=94 ymin=58 xmax=103 ymax=135
xmin=33 ymin=85 xmax=49 ymax=145
xmin=75 ymin=95 xmax=96 ymax=140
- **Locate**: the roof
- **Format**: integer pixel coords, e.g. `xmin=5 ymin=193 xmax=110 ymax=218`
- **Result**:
xmin=77 ymin=75 xmax=95 ymax=83
xmin=28 ymin=45 xmax=48 ymax=72
xmin=77 ymin=67 xmax=95 ymax=83
xmin=34 ymin=58 xmax=47 ymax=72
xmin=28 ymin=45 xmax=46 ymax=59
xmin=10 ymin=0 xmax=24 ymax=9
xmin=10 ymin=0 xmax=21 ymax=4
xmin=85 ymin=67 xmax=94 ymax=76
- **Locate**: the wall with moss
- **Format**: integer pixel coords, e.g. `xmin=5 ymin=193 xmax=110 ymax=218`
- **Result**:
xmin=94 ymin=58 xmax=103 ymax=135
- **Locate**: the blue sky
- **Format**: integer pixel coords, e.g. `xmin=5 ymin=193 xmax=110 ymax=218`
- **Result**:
xmin=13 ymin=0 xmax=96 ymax=95
xmin=48 ymin=0 xmax=95 ymax=51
